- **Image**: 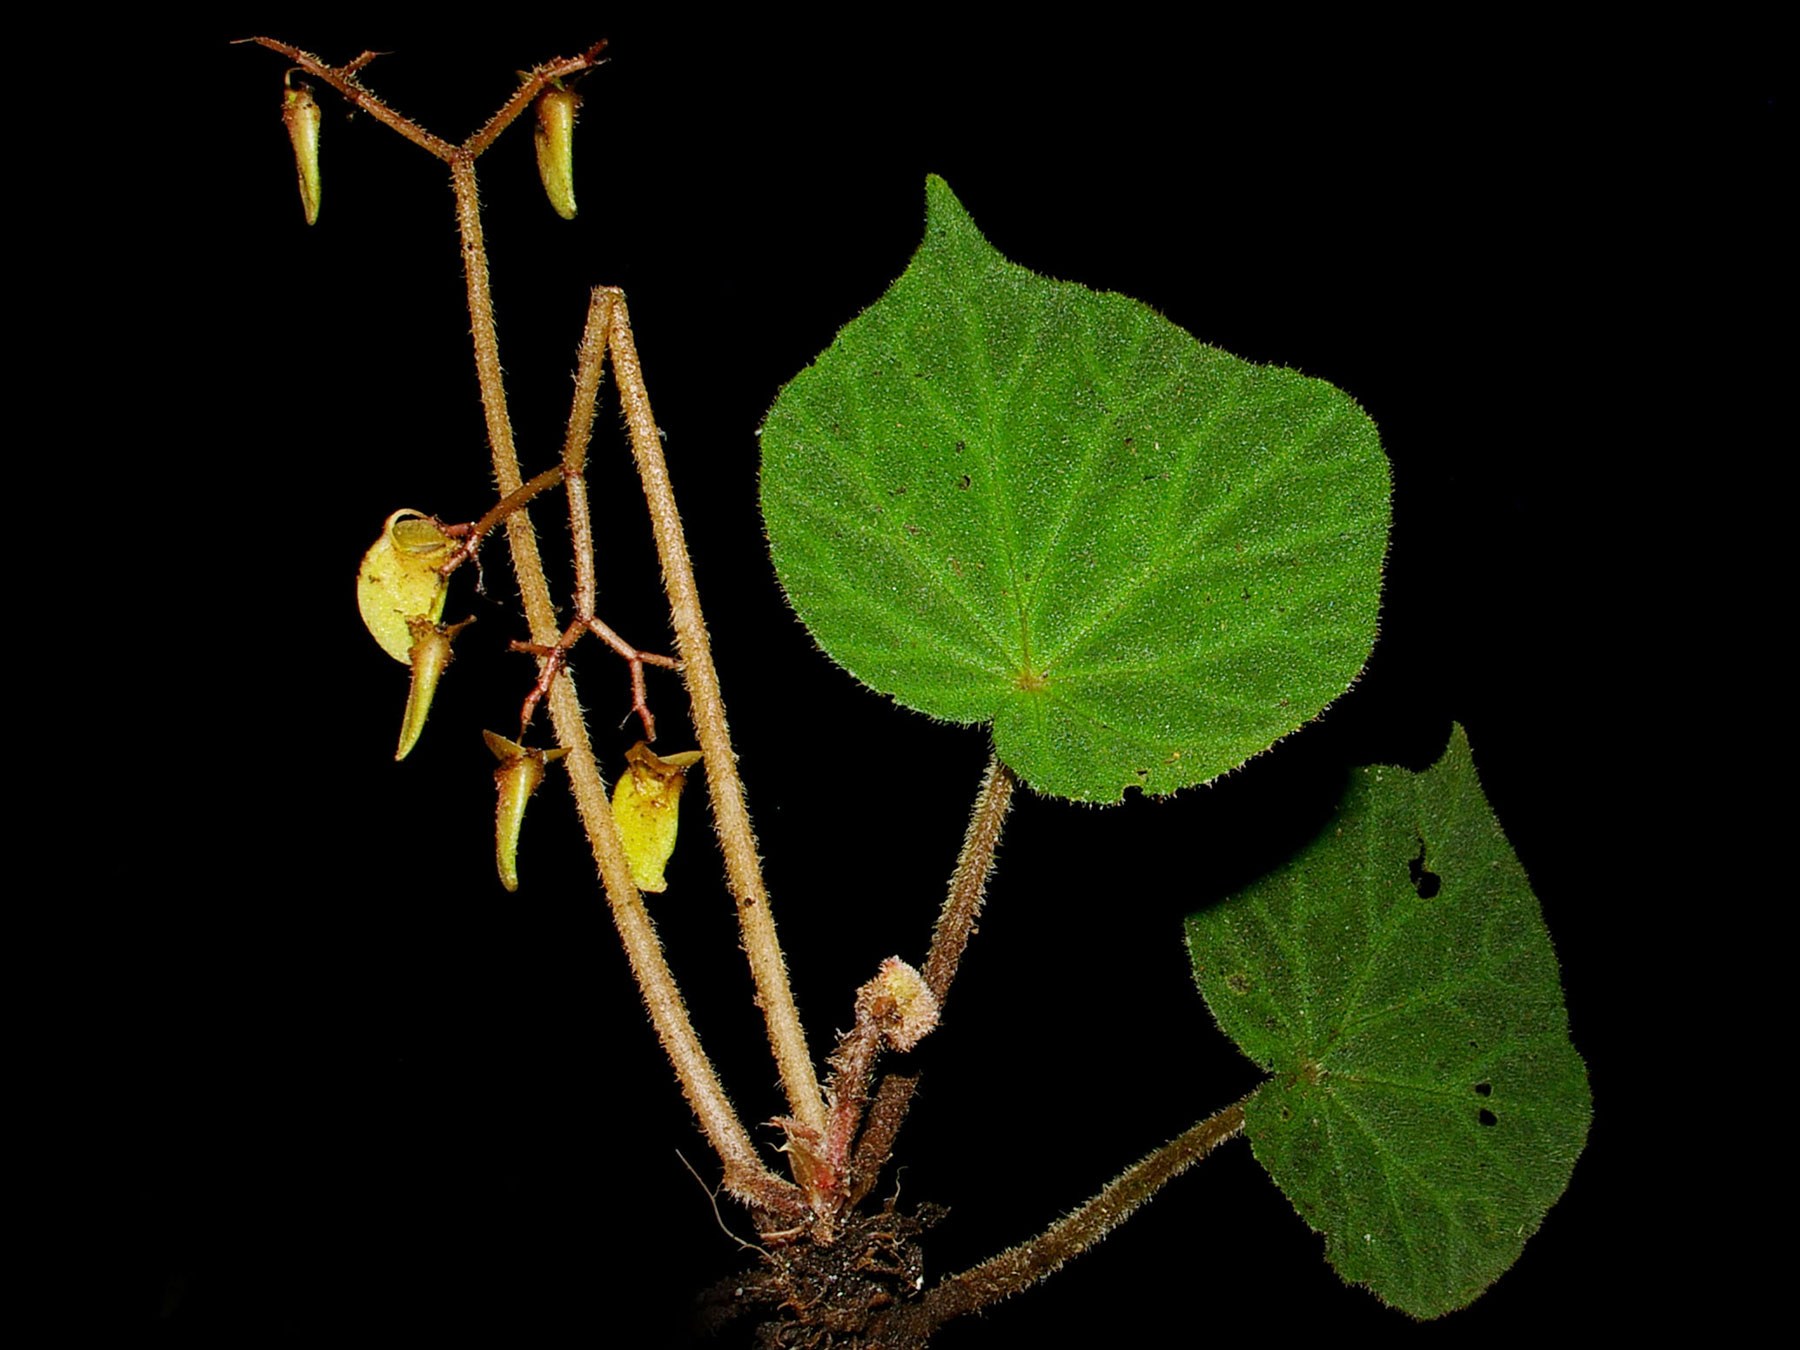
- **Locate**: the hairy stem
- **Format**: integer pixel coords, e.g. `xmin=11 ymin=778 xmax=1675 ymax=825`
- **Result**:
xmin=247 ymin=38 xmax=453 ymax=158
xmin=855 ymin=753 xmax=1016 ymax=1201
xmin=886 ymin=1099 xmax=1249 ymax=1338
xmin=461 ymin=464 xmax=566 ymax=548
xmin=450 ymin=156 xmax=555 ymax=644
xmin=246 ymin=38 xmax=605 ymax=162
xmin=465 ymin=41 xmax=608 ymax=156
xmin=444 ymin=151 xmax=795 ymax=1217
xmin=603 ymin=291 xmax=827 ymax=1138
xmin=922 ymin=752 xmax=1017 ymax=1005
xmin=560 ymin=290 xmax=611 ymax=617
xmin=847 ymin=1074 xmax=919 ymax=1207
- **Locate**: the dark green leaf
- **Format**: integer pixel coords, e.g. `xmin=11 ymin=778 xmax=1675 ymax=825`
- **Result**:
xmin=1185 ymin=726 xmax=1590 ymax=1317
xmin=760 ymin=177 xmax=1390 ymax=802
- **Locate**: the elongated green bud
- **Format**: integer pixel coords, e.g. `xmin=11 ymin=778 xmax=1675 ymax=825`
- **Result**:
xmin=533 ymin=81 xmax=581 ymax=220
xmin=484 ymin=732 xmax=570 ymax=892
xmin=282 ymin=72 xmax=322 ymax=225
xmin=611 ymin=741 xmax=703 ymax=893
xmin=397 ymin=616 xmax=474 ymax=761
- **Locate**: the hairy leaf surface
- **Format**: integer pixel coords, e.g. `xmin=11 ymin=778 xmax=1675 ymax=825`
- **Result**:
xmin=1186 ymin=726 xmax=1591 ymax=1317
xmin=761 ymin=177 xmax=1390 ymax=801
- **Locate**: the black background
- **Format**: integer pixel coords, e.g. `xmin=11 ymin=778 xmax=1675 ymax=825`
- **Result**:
xmin=69 ymin=16 xmax=1775 ymax=1346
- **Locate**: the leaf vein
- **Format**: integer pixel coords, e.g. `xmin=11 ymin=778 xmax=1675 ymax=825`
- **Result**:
xmin=1037 ymin=399 xmax=1347 ymax=667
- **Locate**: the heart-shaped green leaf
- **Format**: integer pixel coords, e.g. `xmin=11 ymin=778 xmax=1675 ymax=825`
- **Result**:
xmin=760 ymin=177 xmax=1390 ymax=802
xmin=1185 ymin=726 xmax=1591 ymax=1317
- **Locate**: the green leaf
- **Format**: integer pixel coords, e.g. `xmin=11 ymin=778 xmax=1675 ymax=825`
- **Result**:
xmin=760 ymin=177 xmax=1390 ymax=802
xmin=1185 ymin=726 xmax=1590 ymax=1318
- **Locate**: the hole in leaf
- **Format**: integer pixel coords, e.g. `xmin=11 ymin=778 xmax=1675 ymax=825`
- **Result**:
xmin=958 ymin=474 xmax=971 ymax=489
xmin=1408 ymin=835 xmax=1442 ymax=899
xmin=1474 ymin=1081 xmax=1492 ymax=1097
xmin=1279 ymin=1105 xmax=1293 ymax=1121
xmin=1478 ymin=1108 xmax=1497 ymax=1127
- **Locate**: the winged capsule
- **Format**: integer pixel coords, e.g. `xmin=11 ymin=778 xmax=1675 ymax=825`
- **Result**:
xmin=484 ymin=732 xmax=570 ymax=892
xmin=611 ymin=741 xmax=703 ymax=893
xmin=357 ymin=510 xmax=454 ymax=662
xmin=532 ymin=80 xmax=581 ymax=220
xmin=281 ymin=71 xmax=322 ymax=225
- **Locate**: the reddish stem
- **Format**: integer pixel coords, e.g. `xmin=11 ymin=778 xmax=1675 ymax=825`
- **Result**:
xmin=881 ymin=1099 xmax=1249 ymax=1340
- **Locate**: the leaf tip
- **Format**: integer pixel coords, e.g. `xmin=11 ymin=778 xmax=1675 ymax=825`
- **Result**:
xmin=921 ymin=173 xmax=980 ymax=244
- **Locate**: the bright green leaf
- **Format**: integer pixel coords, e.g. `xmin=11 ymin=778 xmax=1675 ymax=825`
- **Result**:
xmin=1185 ymin=726 xmax=1591 ymax=1318
xmin=760 ymin=177 xmax=1390 ymax=802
